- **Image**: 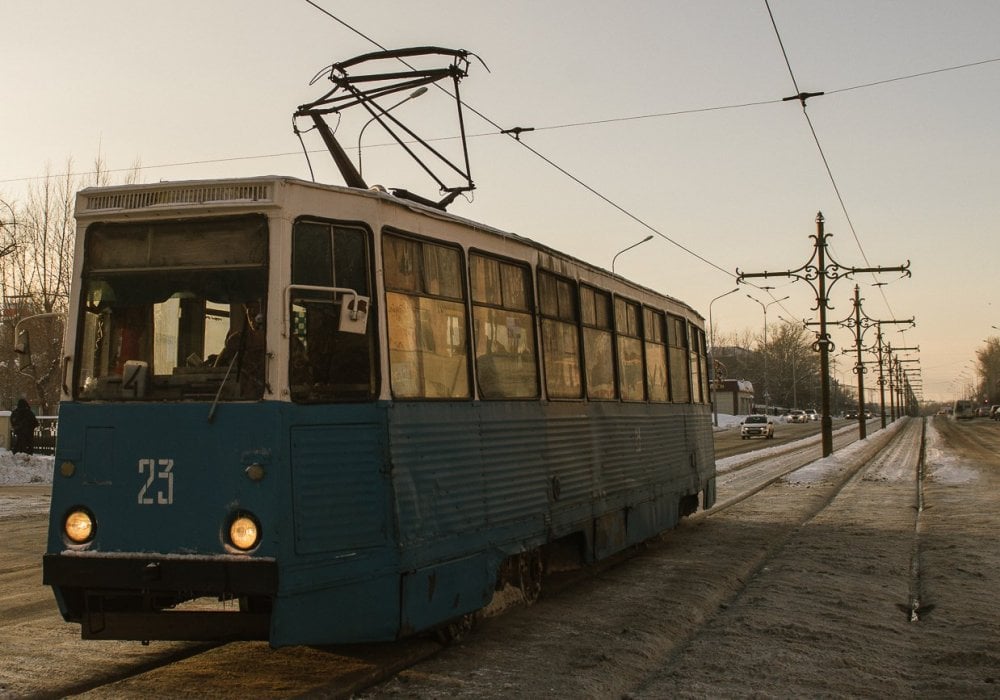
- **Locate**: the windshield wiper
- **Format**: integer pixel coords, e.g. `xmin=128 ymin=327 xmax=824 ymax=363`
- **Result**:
xmin=207 ymin=349 xmax=240 ymax=423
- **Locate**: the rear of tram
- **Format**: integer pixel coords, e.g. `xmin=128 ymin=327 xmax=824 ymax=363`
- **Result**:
xmin=42 ymin=180 xmax=379 ymax=642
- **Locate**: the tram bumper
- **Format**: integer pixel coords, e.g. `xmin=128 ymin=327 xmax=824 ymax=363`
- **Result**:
xmin=42 ymin=553 xmax=278 ymax=641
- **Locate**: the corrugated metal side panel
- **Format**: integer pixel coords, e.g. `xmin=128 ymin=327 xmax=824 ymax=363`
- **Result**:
xmin=479 ymin=411 xmax=551 ymax=525
xmin=389 ymin=402 xmax=714 ymax=559
xmin=290 ymin=423 xmax=387 ymax=554
xmin=389 ymin=403 xmax=486 ymax=545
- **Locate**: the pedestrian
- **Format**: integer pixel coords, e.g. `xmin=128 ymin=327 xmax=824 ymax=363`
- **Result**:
xmin=10 ymin=398 xmax=38 ymax=455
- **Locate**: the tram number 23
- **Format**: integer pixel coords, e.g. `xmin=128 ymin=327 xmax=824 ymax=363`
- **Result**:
xmin=138 ymin=458 xmax=174 ymax=505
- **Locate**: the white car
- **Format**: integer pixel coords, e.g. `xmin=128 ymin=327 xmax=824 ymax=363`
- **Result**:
xmin=787 ymin=410 xmax=808 ymax=424
xmin=741 ymin=414 xmax=774 ymax=439
xmin=805 ymin=409 xmax=819 ymax=421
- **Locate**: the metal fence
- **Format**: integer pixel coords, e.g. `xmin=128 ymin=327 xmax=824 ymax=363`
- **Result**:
xmin=6 ymin=415 xmax=57 ymax=455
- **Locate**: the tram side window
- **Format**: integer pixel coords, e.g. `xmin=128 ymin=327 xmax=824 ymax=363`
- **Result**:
xmin=538 ymin=271 xmax=582 ymax=399
xmin=470 ymin=254 xmax=539 ymax=399
xmin=615 ymin=297 xmax=645 ymax=401
xmin=383 ymin=233 xmax=469 ymax=399
xmin=580 ymin=285 xmax=615 ymax=400
xmin=644 ymin=308 xmax=668 ymax=402
xmin=690 ymin=324 xmax=709 ymax=404
xmin=290 ymin=221 xmax=375 ymax=402
xmin=667 ymin=314 xmax=691 ymax=403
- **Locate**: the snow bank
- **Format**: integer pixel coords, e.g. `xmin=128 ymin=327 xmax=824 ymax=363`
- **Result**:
xmin=0 ymin=450 xmax=54 ymax=485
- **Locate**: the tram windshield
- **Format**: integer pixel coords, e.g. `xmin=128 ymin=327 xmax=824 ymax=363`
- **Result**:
xmin=75 ymin=215 xmax=268 ymax=401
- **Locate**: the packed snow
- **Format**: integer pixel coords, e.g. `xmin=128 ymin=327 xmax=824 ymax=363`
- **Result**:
xmin=0 ymin=450 xmax=53 ymax=485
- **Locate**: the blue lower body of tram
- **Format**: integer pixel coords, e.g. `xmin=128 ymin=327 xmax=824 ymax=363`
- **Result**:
xmin=43 ymin=400 xmax=715 ymax=646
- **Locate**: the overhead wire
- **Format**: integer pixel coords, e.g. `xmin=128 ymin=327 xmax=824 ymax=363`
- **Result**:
xmin=295 ymin=1 xmax=746 ymax=282
xmin=5 ymin=1 xmax=995 ymax=330
xmin=764 ymin=0 xmax=908 ymax=338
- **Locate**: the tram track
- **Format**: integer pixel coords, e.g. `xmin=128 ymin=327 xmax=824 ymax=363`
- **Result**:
xmin=905 ymin=418 xmax=930 ymax=622
xmin=5 ymin=420 xmax=924 ymax=699
xmin=350 ymin=418 xmax=924 ymax=698
xmin=705 ymin=421 xmax=879 ymax=516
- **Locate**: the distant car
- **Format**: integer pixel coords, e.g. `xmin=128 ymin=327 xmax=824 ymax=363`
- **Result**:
xmin=741 ymin=414 xmax=774 ymax=439
xmin=844 ymin=410 xmax=858 ymax=419
xmin=976 ymin=407 xmax=992 ymax=418
xmin=953 ymin=400 xmax=975 ymax=420
xmin=805 ymin=409 xmax=818 ymax=421
xmin=787 ymin=409 xmax=808 ymax=424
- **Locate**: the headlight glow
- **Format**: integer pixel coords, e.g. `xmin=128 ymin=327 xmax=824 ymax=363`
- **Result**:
xmin=64 ymin=509 xmax=94 ymax=544
xmin=229 ymin=514 xmax=261 ymax=551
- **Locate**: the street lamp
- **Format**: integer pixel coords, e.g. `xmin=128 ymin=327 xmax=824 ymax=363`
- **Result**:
xmin=611 ymin=235 xmax=653 ymax=276
xmin=778 ymin=315 xmax=802 ymax=408
xmin=747 ymin=293 xmax=789 ymax=414
xmin=708 ymin=287 xmax=739 ymax=426
xmin=357 ymin=86 xmax=429 ymax=178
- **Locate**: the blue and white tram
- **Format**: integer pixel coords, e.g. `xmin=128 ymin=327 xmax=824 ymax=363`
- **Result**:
xmin=42 ymin=176 xmax=716 ymax=646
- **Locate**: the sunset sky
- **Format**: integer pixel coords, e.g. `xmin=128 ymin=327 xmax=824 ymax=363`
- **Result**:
xmin=3 ymin=1 xmax=999 ymax=401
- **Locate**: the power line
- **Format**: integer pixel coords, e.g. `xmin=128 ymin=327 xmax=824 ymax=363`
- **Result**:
xmin=3 ymin=53 xmax=997 ymax=187
xmin=6 ymin=1 xmax=996 ymax=303
xmin=765 ymin=0 xmax=907 ymax=327
xmin=826 ymin=57 xmax=1000 ymax=96
xmin=292 ymin=3 xmax=757 ymax=280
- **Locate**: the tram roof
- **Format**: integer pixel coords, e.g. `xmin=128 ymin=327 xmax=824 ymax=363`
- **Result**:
xmin=75 ymin=175 xmax=703 ymax=322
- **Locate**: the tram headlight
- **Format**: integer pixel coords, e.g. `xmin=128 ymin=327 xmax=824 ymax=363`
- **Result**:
xmin=64 ymin=509 xmax=95 ymax=544
xmin=228 ymin=513 xmax=261 ymax=551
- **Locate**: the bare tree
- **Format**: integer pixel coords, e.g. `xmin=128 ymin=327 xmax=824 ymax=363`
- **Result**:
xmin=0 ymin=162 xmax=76 ymax=412
xmin=2 ymin=155 xmax=143 ymax=413
xmin=976 ymin=336 xmax=1000 ymax=405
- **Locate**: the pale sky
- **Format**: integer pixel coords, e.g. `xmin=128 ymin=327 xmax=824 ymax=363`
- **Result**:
xmin=3 ymin=1 xmax=999 ymax=402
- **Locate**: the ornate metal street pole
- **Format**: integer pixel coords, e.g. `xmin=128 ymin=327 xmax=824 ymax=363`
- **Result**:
xmin=737 ymin=212 xmax=911 ymax=457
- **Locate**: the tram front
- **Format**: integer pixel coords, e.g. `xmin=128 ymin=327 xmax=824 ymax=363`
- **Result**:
xmin=40 ymin=205 xmax=287 ymax=641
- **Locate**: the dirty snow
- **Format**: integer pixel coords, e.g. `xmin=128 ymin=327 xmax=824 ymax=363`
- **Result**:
xmin=923 ymin=418 xmax=980 ymax=484
xmin=0 ymin=450 xmax=53 ymax=485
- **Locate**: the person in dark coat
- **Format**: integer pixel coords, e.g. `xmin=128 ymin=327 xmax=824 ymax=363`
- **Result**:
xmin=10 ymin=398 xmax=39 ymax=455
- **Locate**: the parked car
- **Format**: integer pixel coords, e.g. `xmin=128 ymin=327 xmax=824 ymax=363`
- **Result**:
xmin=805 ymin=409 xmax=819 ymax=421
xmin=741 ymin=414 xmax=774 ymax=439
xmin=991 ymin=405 xmax=1000 ymax=420
xmin=787 ymin=409 xmax=808 ymax=424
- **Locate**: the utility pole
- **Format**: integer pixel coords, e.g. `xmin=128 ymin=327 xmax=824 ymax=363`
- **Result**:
xmin=896 ymin=356 xmax=920 ymax=416
xmin=709 ymin=287 xmax=739 ymax=426
xmin=839 ymin=285 xmax=913 ymax=438
xmin=737 ymin=212 xmax=911 ymax=456
xmin=887 ymin=343 xmax=919 ymax=421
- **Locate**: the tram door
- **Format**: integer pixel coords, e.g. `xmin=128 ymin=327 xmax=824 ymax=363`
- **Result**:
xmin=287 ymin=220 xmax=382 ymax=555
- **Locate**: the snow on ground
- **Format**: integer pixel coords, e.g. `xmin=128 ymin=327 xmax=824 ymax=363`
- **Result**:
xmin=0 ymin=450 xmax=54 ymax=485
xmin=0 ymin=450 xmax=54 ymax=518
xmin=783 ymin=418 xmax=904 ymax=484
xmin=923 ymin=418 xmax=979 ymax=484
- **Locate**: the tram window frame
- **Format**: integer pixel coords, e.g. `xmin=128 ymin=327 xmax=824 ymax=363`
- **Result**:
xmin=289 ymin=218 xmax=377 ymax=403
xmin=643 ymin=307 xmax=669 ymax=403
xmin=614 ymin=296 xmax=646 ymax=402
xmin=667 ymin=313 xmax=691 ymax=403
xmin=383 ymin=231 xmax=471 ymax=400
xmin=469 ymin=252 xmax=540 ymax=399
xmin=75 ymin=215 xmax=269 ymax=402
xmin=537 ymin=270 xmax=583 ymax=399
xmin=580 ymin=285 xmax=616 ymax=400
xmin=690 ymin=324 xmax=709 ymax=404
